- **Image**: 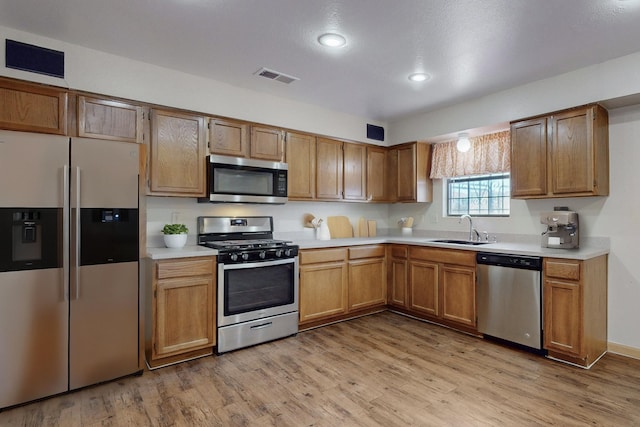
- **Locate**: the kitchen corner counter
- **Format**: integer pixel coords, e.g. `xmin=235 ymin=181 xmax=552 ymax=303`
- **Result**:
xmin=286 ymin=233 xmax=608 ymax=261
xmin=146 ymin=245 xmax=218 ymax=260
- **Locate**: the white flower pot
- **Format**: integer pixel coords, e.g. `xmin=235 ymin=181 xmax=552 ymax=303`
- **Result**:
xmin=163 ymin=233 xmax=187 ymax=248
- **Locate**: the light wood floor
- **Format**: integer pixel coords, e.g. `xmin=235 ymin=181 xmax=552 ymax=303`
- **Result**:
xmin=2 ymin=311 xmax=640 ymax=426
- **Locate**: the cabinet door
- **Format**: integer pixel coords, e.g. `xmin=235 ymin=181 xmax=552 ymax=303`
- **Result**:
xmin=511 ymin=117 xmax=548 ymax=197
xmin=409 ymin=260 xmax=439 ymax=316
xmin=543 ymin=279 xmax=582 ymax=356
xmin=209 ymin=118 xmax=248 ymax=157
xmin=154 ymin=275 xmax=215 ymax=358
xmin=299 ymin=262 xmax=348 ymax=323
xmin=316 ymin=137 xmax=343 ymax=200
xmin=343 ymin=142 xmax=367 ymax=201
xmin=387 ymin=147 xmax=399 ymax=202
xmin=78 ymin=96 xmax=144 ymax=143
xmin=348 ymin=258 xmax=386 ymax=310
xmin=551 ymin=107 xmax=593 ymax=194
xmin=440 ymin=265 xmax=476 ymax=327
xmin=0 ymin=78 xmax=67 ymax=135
xmin=250 ymin=126 xmax=284 ymax=161
xmin=286 ymin=131 xmax=316 ymax=199
xmin=397 ymin=144 xmax=417 ymax=201
xmin=388 ymin=257 xmax=408 ymax=308
xmin=367 ymin=146 xmax=387 ymax=201
xmin=149 ymin=109 xmax=207 ymax=196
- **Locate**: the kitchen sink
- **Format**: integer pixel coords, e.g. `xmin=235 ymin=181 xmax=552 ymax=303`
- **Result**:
xmin=429 ymin=239 xmax=491 ymax=246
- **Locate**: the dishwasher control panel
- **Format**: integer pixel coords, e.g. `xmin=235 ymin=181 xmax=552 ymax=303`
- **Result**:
xmin=476 ymin=253 xmax=542 ymax=271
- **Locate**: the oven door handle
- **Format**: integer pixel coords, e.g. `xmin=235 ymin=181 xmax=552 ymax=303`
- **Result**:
xmin=250 ymin=322 xmax=273 ymax=330
xmin=220 ymin=257 xmax=296 ymax=270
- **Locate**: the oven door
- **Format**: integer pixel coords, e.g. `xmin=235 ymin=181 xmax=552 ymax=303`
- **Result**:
xmin=218 ymin=257 xmax=298 ymax=327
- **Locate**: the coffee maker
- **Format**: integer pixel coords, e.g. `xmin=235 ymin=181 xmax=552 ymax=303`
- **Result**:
xmin=540 ymin=210 xmax=579 ymax=249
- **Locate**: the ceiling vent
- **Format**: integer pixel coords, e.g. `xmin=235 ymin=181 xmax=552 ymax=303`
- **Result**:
xmin=254 ymin=67 xmax=299 ymax=84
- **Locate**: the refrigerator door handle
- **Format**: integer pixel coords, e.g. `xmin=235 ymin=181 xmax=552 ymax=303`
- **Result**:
xmin=73 ymin=166 xmax=81 ymax=300
xmin=63 ymin=164 xmax=70 ymax=301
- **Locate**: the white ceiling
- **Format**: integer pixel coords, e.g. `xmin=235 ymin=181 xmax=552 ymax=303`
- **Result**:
xmin=1 ymin=0 xmax=640 ymax=122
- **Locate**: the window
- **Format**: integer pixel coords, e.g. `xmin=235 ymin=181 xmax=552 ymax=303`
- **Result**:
xmin=447 ymin=173 xmax=510 ymax=216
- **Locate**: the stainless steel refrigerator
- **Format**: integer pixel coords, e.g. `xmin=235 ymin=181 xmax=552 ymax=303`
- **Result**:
xmin=0 ymin=130 xmax=142 ymax=409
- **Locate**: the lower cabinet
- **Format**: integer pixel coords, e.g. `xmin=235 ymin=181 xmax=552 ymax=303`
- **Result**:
xmin=406 ymin=246 xmax=477 ymax=331
xmin=146 ymin=256 xmax=216 ymax=368
xmin=387 ymin=245 xmax=409 ymax=308
xmin=299 ymin=245 xmax=386 ymax=328
xmin=543 ymin=256 xmax=607 ymax=368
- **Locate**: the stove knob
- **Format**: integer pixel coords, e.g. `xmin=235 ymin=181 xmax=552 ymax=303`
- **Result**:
xmin=241 ymin=253 xmax=250 ymax=261
xmin=275 ymin=249 xmax=283 ymax=257
xmin=284 ymin=248 xmax=292 ymax=257
xmin=259 ymin=251 xmax=266 ymax=259
xmin=230 ymin=253 xmax=238 ymax=262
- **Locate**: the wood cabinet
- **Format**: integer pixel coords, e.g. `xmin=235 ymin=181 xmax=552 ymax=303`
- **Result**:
xmin=367 ymin=145 xmax=388 ymax=202
xmin=388 ymin=142 xmax=432 ymax=203
xmin=209 ymin=118 xmax=248 ymax=157
xmin=543 ymin=256 xmax=607 ymax=368
xmin=77 ymin=96 xmax=144 ymax=143
xmin=0 ymin=77 xmax=67 ymax=135
xmin=250 ymin=125 xmax=285 ymax=161
xmin=407 ymin=247 xmax=477 ymax=330
xmin=316 ymin=137 xmax=344 ymax=200
xmin=348 ymin=245 xmax=386 ymax=310
xmin=285 ymin=131 xmax=316 ymax=199
xmin=511 ymin=104 xmax=609 ymax=198
xmin=299 ymin=245 xmax=386 ymax=328
xmin=149 ymin=108 xmax=207 ymax=197
xmin=146 ymin=256 xmax=216 ymax=369
xmin=299 ymin=248 xmax=349 ymax=324
xmin=387 ymin=245 xmax=409 ymax=308
xmin=209 ymin=118 xmax=284 ymax=161
xmin=343 ymin=142 xmax=367 ymax=201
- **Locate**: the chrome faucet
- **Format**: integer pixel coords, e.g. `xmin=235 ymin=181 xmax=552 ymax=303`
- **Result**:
xmin=459 ymin=214 xmax=479 ymax=241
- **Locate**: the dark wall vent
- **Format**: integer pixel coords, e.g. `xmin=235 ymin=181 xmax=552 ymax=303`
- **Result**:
xmin=5 ymin=39 xmax=65 ymax=78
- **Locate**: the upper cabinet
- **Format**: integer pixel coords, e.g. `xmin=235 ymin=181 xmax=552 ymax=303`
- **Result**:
xmin=367 ymin=145 xmax=387 ymax=202
xmin=286 ymin=131 xmax=316 ymax=200
xmin=209 ymin=118 xmax=284 ymax=161
xmin=250 ymin=126 xmax=285 ymax=161
xmin=209 ymin=118 xmax=248 ymax=157
xmin=0 ymin=77 xmax=67 ymax=135
xmin=511 ymin=104 xmax=609 ymax=199
xmin=78 ymin=96 xmax=144 ymax=143
xmin=149 ymin=108 xmax=207 ymax=197
xmin=343 ymin=142 xmax=367 ymax=201
xmin=388 ymin=142 xmax=432 ymax=203
xmin=316 ymin=137 xmax=344 ymax=200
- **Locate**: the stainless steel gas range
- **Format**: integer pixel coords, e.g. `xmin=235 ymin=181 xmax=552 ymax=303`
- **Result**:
xmin=198 ymin=216 xmax=299 ymax=354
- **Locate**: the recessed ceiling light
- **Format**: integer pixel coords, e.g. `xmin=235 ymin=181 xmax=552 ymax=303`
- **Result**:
xmin=318 ymin=33 xmax=346 ymax=48
xmin=408 ymin=73 xmax=430 ymax=82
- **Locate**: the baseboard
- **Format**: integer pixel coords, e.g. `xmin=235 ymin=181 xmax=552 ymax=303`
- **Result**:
xmin=608 ymin=342 xmax=640 ymax=360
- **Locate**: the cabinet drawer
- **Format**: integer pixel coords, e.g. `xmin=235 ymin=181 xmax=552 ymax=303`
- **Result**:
xmin=349 ymin=245 xmax=385 ymax=260
xmin=390 ymin=245 xmax=408 ymax=259
xmin=300 ymin=248 xmax=347 ymax=265
xmin=156 ymin=257 xmax=214 ymax=279
xmin=544 ymin=259 xmax=580 ymax=281
xmin=409 ymin=247 xmax=476 ymax=267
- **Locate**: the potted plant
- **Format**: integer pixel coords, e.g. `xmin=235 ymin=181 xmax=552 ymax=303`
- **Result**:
xmin=162 ymin=223 xmax=188 ymax=248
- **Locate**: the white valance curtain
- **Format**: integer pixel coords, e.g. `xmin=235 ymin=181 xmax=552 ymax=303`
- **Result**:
xmin=428 ymin=130 xmax=511 ymax=179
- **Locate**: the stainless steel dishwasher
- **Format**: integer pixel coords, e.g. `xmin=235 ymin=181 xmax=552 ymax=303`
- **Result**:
xmin=476 ymin=252 xmax=543 ymax=351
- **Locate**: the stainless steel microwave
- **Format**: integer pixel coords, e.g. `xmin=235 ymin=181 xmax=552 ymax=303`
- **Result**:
xmin=201 ymin=155 xmax=288 ymax=204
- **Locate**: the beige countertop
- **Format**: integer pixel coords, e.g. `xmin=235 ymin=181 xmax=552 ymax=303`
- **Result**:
xmin=146 ymin=231 xmax=608 ymax=261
